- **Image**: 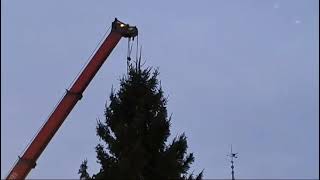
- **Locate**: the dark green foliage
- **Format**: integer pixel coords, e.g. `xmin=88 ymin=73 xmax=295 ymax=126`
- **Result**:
xmin=79 ymin=61 xmax=203 ymax=180
xmin=78 ymin=159 xmax=90 ymax=180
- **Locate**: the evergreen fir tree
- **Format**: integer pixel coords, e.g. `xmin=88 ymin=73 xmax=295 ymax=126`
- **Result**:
xmin=79 ymin=61 xmax=203 ymax=180
xmin=78 ymin=159 xmax=90 ymax=180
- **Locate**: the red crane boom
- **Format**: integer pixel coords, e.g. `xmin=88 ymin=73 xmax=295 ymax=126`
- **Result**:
xmin=6 ymin=18 xmax=138 ymax=179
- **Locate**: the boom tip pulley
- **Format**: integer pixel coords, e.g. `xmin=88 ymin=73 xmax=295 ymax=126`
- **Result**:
xmin=112 ymin=18 xmax=138 ymax=39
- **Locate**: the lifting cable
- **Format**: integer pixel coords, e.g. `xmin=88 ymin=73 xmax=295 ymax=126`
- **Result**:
xmin=126 ymin=34 xmax=139 ymax=73
xmin=126 ymin=37 xmax=134 ymax=73
xmin=136 ymin=34 xmax=139 ymax=62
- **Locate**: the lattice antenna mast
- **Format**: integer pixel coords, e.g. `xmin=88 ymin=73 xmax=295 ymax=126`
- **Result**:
xmin=227 ymin=145 xmax=238 ymax=180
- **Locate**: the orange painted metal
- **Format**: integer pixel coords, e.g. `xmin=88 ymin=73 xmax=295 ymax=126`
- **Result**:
xmin=6 ymin=19 xmax=137 ymax=179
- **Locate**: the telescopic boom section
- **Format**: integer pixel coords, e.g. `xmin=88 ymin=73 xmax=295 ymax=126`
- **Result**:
xmin=6 ymin=18 xmax=138 ymax=180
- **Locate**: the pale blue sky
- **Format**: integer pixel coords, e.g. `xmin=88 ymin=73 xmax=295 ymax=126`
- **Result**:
xmin=1 ymin=0 xmax=319 ymax=179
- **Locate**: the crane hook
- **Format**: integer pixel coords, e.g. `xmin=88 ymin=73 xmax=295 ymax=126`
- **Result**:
xmin=127 ymin=37 xmax=133 ymax=62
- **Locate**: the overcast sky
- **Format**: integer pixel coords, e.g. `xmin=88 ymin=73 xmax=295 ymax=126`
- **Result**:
xmin=1 ymin=0 xmax=319 ymax=179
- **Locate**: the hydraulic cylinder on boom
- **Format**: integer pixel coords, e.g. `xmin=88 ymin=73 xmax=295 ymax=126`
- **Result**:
xmin=6 ymin=18 xmax=138 ymax=180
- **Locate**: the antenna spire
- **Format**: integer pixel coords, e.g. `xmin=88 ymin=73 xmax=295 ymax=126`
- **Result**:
xmin=227 ymin=145 xmax=238 ymax=180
